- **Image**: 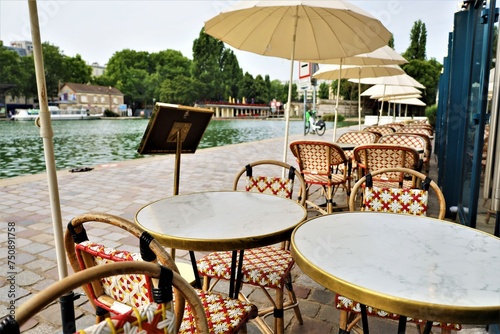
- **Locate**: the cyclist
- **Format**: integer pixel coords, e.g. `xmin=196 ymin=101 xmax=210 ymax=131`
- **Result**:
xmin=306 ymin=109 xmax=317 ymax=133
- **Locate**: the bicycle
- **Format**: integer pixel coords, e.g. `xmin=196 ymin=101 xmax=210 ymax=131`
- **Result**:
xmin=305 ymin=112 xmax=326 ymax=136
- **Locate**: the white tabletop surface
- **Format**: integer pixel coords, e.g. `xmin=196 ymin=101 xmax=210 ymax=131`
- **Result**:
xmin=291 ymin=212 xmax=500 ymax=324
xmin=335 ymin=142 xmax=356 ymax=150
xmin=135 ymin=191 xmax=307 ymax=251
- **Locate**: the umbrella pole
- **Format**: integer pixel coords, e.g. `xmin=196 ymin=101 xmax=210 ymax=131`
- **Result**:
xmin=333 ymin=59 xmax=342 ymax=141
xmin=282 ymin=9 xmax=299 ymax=164
xmin=379 ymin=84 xmax=386 ymax=123
xmin=358 ymin=70 xmax=361 ymax=130
xmin=28 ymin=1 xmax=75 ymax=333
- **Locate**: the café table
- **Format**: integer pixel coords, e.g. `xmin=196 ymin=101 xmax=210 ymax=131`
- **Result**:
xmin=335 ymin=142 xmax=357 ymax=150
xmin=135 ymin=190 xmax=307 ymax=298
xmin=291 ymin=212 xmax=500 ymax=333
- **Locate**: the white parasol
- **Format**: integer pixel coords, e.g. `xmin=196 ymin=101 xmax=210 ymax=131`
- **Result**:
xmin=311 ymin=45 xmax=407 ymax=137
xmin=313 ymin=64 xmax=404 ymax=131
xmin=205 ymin=0 xmax=391 ymax=162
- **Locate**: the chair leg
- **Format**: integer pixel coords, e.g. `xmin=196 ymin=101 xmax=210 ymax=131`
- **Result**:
xmin=95 ymin=306 xmax=109 ymax=324
xmin=285 ymin=275 xmax=303 ymax=325
xmin=339 ymin=310 xmax=362 ymax=333
xmin=202 ymin=276 xmax=210 ymax=291
xmin=274 ymin=288 xmax=284 ymax=334
xmin=339 ymin=310 xmax=349 ymax=331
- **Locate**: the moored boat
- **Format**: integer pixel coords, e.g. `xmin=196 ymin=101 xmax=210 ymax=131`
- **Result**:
xmin=11 ymin=106 xmax=102 ymax=121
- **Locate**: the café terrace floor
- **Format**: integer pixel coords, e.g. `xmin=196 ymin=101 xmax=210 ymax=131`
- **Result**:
xmin=0 ymin=123 xmax=495 ymax=334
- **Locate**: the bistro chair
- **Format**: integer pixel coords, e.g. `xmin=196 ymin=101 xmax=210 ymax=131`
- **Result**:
xmin=337 ymin=167 xmax=460 ymax=334
xmin=397 ymin=126 xmax=433 ymax=139
xmin=378 ymin=133 xmax=431 ymax=174
xmin=0 ymin=262 xmax=209 ymax=334
xmin=197 ymin=160 xmax=306 ymax=334
xmin=289 ymin=140 xmax=350 ymax=214
xmin=65 ymin=212 xmax=258 ymax=334
xmin=353 ymin=143 xmax=422 ymax=188
xmin=381 ymin=122 xmax=405 ymax=131
xmin=364 ymin=125 xmax=395 ymax=136
xmin=336 ymin=131 xmax=378 ymax=160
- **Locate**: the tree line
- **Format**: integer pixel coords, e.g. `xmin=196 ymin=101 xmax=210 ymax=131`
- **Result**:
xmin=0 ymin=28 xmax=298 ymax=112
xmin=2 ymin=21 xmax=473 ymax=111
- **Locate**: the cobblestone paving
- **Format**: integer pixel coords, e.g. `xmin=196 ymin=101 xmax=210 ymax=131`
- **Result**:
xmin=0 ymin=123 xmax=492 ymax=333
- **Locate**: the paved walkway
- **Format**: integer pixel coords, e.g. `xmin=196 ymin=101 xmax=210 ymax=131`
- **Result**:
xmin=0 ymin=123 xmax=492 ymax=333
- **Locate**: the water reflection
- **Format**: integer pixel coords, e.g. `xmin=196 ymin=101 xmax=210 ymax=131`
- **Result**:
xmin=0 ymin=119 xmax=315 ymax=179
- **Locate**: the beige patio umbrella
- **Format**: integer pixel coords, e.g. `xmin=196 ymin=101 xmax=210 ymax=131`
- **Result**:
xmin=357 ymin=73 xmax=425 ymax=89
xmin=360 ymin=84 xmax=422 ymax=117
xmin=378 ymin=96 xmax=426 ymax=117
xmin=309 ymin=45 xmax=407 ymax=139
xmin=27 ymin=0 xmax=75 ymax=332
xmin=205 ymin=0 xmax=391 ymax=162
xmin=355 ymin=73 xmax=425 ymax=117
xmin=313 ymin=64 xmax=405 ymax=131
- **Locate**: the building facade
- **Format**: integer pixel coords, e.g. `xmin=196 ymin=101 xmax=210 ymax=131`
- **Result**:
xmin=59 ymin=83 xmax=124 ymax=115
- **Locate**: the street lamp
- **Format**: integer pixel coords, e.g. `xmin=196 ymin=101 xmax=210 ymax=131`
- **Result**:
xmin=108 ymin=86 xmax=112 ymax=113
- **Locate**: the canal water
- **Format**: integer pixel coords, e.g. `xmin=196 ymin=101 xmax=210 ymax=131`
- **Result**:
xmin=0 ymin=118 xmax=340 ymax=179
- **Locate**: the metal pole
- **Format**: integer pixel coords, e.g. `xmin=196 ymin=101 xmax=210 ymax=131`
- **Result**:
xmin=282 ymin=10 xmax=298 ymax=164
xmin=303 ymin=90 xmax=307 ymax=135
xmin=174 ymin=130 xmax=181 ymax=195
xmin=28 ymin=1 xmax=74 ymax=332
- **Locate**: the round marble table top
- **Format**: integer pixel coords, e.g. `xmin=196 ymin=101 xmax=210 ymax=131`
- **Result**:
xmin=291 ymin=212 xmax=500 ymax=324
xmin=335 ymin=142 xmax=357 ymax=150
xmin=136 ymin=191 xmax=307 ymax=251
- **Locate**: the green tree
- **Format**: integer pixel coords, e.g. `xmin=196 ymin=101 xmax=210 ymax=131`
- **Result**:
xmin=160 ymin=76 xmax=202 ymax=105
xmin=148 ymin=49 xmax=193 ymax=104
xmin=253 ymin=74 xmax=268 ymax=103
xmin=64 ymin=54 xmax=92 ymax=84
xmin=402 ymin=58 xmax=442 ymax=106
xmin=221 ymin=48 xmax=243 ymax=101
xmin=388 ymin=34 xmax=395 ymax=49
xmin=318 ymin=82 xmax=329 ymax=99
xmin=192 ymin=28 xmax=225 ymax=101
xmin=18 ymin=55 xmax=37 ymax=103
xmin=269 ymin=79 xmax=287 ymax=103
xmin=403 ymin=20 xmax=427 ymax=60
xmin=150 ymin=49 xmax=192 ymax=80
xmin=41 ymin=42 xmax=67 ymax=100
xmin=0 ymin=41 xmax=24 ymax=98
xmin=102 ymin=49 xmax=155 ymax=107
xmin=239 ymin=72 xmax=255 ymax=102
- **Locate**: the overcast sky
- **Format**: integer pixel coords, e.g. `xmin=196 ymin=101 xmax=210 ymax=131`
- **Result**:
xmin=0 ymin=1 xmax=461 ymax=81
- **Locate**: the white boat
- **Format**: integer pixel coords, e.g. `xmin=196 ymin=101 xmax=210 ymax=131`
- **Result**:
xmin=12 ymin=106 xmax=102 ymax=121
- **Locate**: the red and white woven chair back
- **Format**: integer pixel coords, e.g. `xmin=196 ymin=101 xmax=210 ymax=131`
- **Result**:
xmin=354 ymin=144 xmax=419 ymax=183
xmin=245 ymin=176 xmax=293 ymax=199
xmin=378 ymin=134 xmax=426 ymax=153
xmin=364 ymin=126 xmax=395 ymax=136
xmin=397 ymin=127 xmax=433 ymax=138
xmin=80 ymin=302 xmax=176 ymax=334
xmin=75 ymin=241 xmax=154 ymax=311
xmin=291 ymin=141 xmax=346 ymax=175
xmin=337 ymin=131 xmax=377 ymax=145
xmin=362 ymin=186 xmax=428 ymax=216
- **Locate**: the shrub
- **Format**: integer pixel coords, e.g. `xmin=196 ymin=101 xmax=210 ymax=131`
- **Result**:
xmin=104 ymin=109 xmax=118 ymax=117
xmin=322 ymin=113 xmax=345 ymax=122
xmin=425 ymin=105 xmax=438 ymax=127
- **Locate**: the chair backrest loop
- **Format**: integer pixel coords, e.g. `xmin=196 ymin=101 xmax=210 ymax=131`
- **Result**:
xmin=288 ymin=166 xmax=296 ymax=181
xmin=67 ymin=221 xmax=89 ymax=243
xmin=140 ymin=231 xmax=157 ymax=262
xmin=152 ymin=266 xmax=174 ymax=304
xmin=366 ymin=173 xmax=373 ymax=188
xmin=421 ymin=176 xmax=432 ymax=191
xmin=245 ymin=164 xmax=252 ymax=177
